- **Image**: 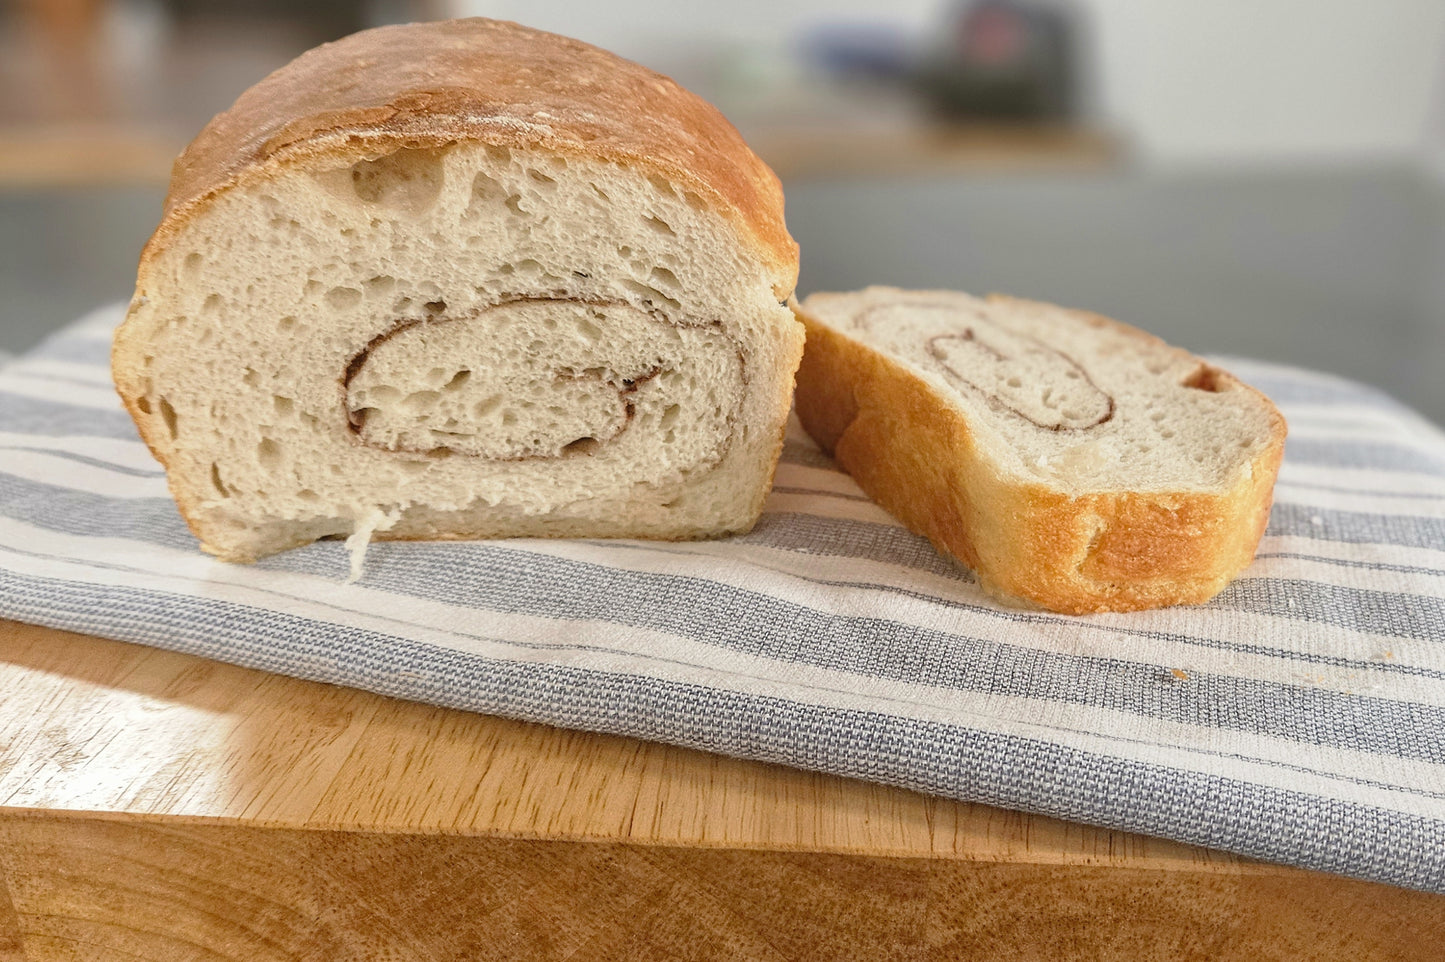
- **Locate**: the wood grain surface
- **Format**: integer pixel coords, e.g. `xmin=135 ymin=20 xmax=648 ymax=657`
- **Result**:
xmin=1 ymin=618 xmax=1441 ymax=960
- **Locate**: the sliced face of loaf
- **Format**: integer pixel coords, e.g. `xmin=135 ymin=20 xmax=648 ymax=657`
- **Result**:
xmin=112 ymin=19 xmax=804 ymax=565
xmin=794 ymin=287 xmax=1287 ymax=613
xmin=114 ymin=140 xmax=801 ymax=562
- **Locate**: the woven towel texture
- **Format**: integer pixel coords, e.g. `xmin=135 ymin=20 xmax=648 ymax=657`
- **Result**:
xmin=2 ymin=306 xmax=1443 ymax=892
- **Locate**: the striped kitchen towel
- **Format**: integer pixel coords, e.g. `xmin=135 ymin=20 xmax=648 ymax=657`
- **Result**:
xmin=2 ymin=305 xmax=1443 ymax=892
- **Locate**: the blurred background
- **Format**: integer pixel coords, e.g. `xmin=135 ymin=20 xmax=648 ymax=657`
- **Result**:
xmin=3 ymin=0 xmax=1444 ymax=422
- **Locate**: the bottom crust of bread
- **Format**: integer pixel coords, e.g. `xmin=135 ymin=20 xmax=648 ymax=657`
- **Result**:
xmin=793 ymin=307 xmax=1285 ymax=615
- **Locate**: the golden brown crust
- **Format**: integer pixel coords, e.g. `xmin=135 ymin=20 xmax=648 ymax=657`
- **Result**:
xmin=793 ymin=294 xmax=1288 ymax=615
xmin=142 ymin=17 xmax=797 ymax=295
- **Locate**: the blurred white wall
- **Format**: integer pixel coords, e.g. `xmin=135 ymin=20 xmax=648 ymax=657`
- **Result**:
xmin=1086 ymin=0 xmax=1445 ymax=166
xmin=450 ymin=0 xmax=1445 ymax=168
xmin=448 ymin=0 xmax=938 ymax=59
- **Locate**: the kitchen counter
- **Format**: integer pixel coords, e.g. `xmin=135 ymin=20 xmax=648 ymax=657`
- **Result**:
xmin=2 ymin=619 xmax=1440 ymax=960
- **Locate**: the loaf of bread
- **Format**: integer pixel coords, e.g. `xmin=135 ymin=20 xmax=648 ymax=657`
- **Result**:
xmin=793 ymin=288 xmax=1286 ymax=613
xmin=112 ymin=19 xmax=803 ymax=566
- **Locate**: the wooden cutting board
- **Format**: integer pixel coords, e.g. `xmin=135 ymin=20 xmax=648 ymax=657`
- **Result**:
xmin=0 ymin=617 xmax=1440 ymax=961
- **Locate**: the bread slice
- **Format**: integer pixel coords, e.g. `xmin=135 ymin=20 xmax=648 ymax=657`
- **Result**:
xmin=793 ymin=287 xmax=1286 ymax=613
xmin=112 ymin=18 xmax=803 ymax=564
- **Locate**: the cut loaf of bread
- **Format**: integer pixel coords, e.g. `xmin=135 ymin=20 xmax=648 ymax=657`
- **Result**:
xmin=793 ymin=287 xmax=1287 ymax=613
xmin=112 ymin=18 xmax=803 ymax=565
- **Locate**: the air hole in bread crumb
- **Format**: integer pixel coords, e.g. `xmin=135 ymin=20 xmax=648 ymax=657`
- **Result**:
xmin=470 ymin=171 xmax=503 ymax=207
xmin=683 ymin=191 xmax=707 ymax=211
xmin=444 ymin=369 xmax=471 ymax=391
xmin=567 ymin=316 xmax=600 ymax=344
xmin=643 ymin=215 xmax=676 ymax=237
xmin=591 ymin=184 xmax=609 ymax=201
xmin=327 ymin=287 xmax=362 ymax=310
xmin=273 ymin=396 xmax=294 ymax=416
xmin=183 ymin=252 xmax=203 ymax=279
xmin=258 ymin=437 xmax=282 ymax=471
xmin=136 ymin=396 xmax=152 ymax=415
xmin=424 ymin=299 xmax=447 ymax=315
xmin=486 ymin=144 xmax=511 ymax=165
xmin=505 ymin=194 xmax=524 ymax=215
xmin=562 ymin=436 xmax=600 ymax=456
xmin=209 ymin=463 xmax=229 ymax=498
xmin=649 ymin=267 xmax=680 ymax=291
xmin=623 ymin=279 xmax=681 ymax=311
xmin=349 ymin=147 xmax=445 ymax=215
xmin=403 ymin=390 xmax=440 ymax=412
xmin=201 ymin=294 xmax=222 ymax=315
xmin=158 ymin=397 xmax=178 ymax=439
xmin=528 ymin=169 xmax=556 ymax=186
xmin=646 ymin=173 xmax=675 ymax=197
xmin=1182 ymin=363 xmax=1225 ymax=392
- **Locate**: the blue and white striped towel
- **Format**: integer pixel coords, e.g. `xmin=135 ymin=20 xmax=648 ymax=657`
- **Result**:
xmin=3 ymin=305 xmax=1444 ymax=892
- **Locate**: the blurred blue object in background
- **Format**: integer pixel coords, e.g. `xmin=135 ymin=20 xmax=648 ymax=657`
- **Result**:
xmin=797 ymin=21 xmax=918 ymax=82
